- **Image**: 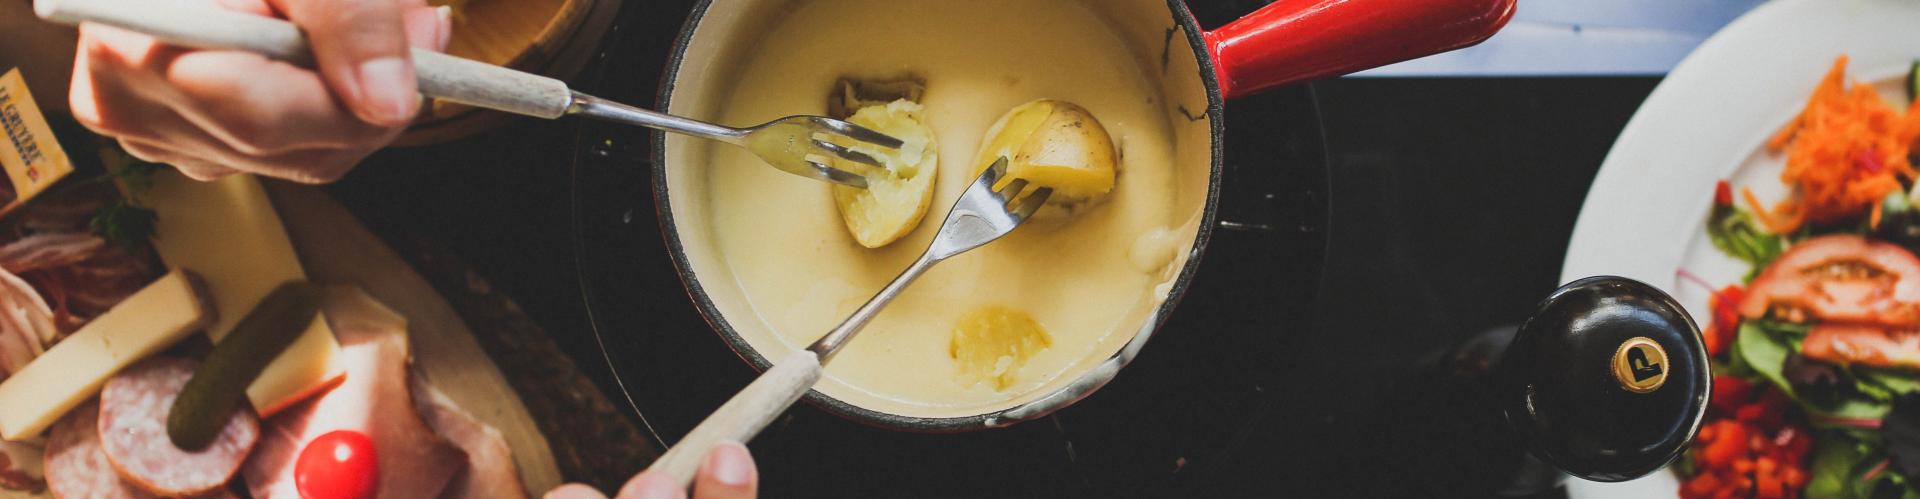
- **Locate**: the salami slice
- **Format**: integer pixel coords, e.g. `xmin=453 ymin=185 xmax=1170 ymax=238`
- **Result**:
xmin=97 ymin=357 xmax=257 ymax=497
xmin=43 ymin=400 xmax=152 ymax=499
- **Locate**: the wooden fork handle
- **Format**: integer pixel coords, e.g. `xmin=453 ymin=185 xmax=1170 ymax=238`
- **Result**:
xmin=647 ymin=350 xmax=824 ymax=487
xmin=36 ymin=0 xmax=575 ymax=118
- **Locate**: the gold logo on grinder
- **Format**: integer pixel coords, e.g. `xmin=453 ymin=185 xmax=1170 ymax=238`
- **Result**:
xmin=1613 ymin=337 xmax=1667 ymax=393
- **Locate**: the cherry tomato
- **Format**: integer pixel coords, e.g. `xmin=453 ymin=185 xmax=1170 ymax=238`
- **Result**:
xmin=295 ymin=430 xmax=378 ymax=499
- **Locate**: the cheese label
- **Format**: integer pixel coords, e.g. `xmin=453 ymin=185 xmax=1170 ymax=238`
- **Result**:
xmin=0 ymin=68 xmax=74 ymax=217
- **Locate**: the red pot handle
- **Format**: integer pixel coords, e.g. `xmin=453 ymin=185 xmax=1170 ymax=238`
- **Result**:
xmin=1204 ymin=0 xmax=1516 ymax=99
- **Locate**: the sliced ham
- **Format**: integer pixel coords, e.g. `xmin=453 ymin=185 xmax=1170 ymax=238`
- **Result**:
xmin=0 ymin=266 xmax=53 ymax=379
xmin=0 ymin=185 xmax=164 ymax=338
xmin=0 ymin=440 xmax=44 ymax=494
xmin=1802 ymin=323 xmax=1920 ymax=369
xmin=13 ymin=189 xmax=106 ymax=235
xmin=17 ymin=238 xmax=159 ymax=336
xmin=0 ymin=234 xmax=105 ymax=274
xmin=412 ymin=379 xmax=528 ymax=499
xmin=244 ymin=287 xmax=466 ymax=499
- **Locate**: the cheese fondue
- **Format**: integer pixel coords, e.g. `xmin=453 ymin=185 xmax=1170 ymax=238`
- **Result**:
xmin=705 ymin=0 xmax=1179 ymax=414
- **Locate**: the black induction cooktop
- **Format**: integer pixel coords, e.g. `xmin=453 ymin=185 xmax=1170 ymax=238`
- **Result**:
xmin=567 ymin=1 xmax=1661 ymax=496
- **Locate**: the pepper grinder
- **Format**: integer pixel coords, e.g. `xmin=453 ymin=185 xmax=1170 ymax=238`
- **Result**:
xmin=1500 ymin=276 xmax=1712 ymax=483
xmin=1414 ymin=276 xmax=1711 ymax=495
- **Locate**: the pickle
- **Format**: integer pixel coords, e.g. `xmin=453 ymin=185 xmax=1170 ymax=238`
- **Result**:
xmin=167 ymin=281 xmax=320 ymax=450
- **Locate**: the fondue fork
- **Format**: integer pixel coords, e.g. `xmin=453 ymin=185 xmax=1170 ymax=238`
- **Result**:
xmin=33 ymin=0 xmax=897 ymax=188
xmin=648 ymin=158 xmax=1051 ymax=486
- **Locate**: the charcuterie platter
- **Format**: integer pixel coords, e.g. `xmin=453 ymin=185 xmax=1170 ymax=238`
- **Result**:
xmin=0 ymin=163 xmax=561 ymax=497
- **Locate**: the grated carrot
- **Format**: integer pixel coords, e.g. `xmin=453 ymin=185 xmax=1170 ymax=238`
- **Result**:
xmin=1749 ymin=55 xmax=1918 ymax=233
xmin=1744 ymin=186 xmax=1804 ymax=234
xmin=1874 ymin=200 xmax=1886 ymax=229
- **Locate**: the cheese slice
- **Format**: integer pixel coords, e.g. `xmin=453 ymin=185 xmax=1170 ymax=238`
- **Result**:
xmin=0 ymin=270 xmax=210 ymax=440
xmin=145 ymin=172 xmax=342 ymax=416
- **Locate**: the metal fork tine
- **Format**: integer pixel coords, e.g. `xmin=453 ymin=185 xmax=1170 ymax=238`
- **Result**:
xmin=996 ymin=179 xmax=1030 ymax=203
xmin=809 ymin=117 xmax=905 ymax=149
xmin=810 ymin=139 xmax=886 ymax=168
xmin=985 ymin=157 xmax=1009 ymax=184
xmin=1012 ymin=188 xmax=1052 ymax=221
xmin=807 ymin=160 xmax=869 ymax=189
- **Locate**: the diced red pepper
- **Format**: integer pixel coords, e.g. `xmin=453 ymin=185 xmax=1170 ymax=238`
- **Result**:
xmin=1711 ymin=376 xmax=1753 ymax=414
xmin=1682 ymin=472 xmax=1724 ymax=499
xmin=1683 ymin=383 xmax=1814 ymax=499
xmin=1757 ymin=474 xmax=1786 ymax=499
xmin=1784 ymin=467 xmax=1807 ymax=488
xmin=1716 ymin=180 xmax=1735 ymax=207
xmin=1682 ymin=472 xmax=1723 ymax=499
xmin=1737 ymin=403 xmax=1774 ymax=428
xmin=1701 ymin=421 xmax=1750 ymax=466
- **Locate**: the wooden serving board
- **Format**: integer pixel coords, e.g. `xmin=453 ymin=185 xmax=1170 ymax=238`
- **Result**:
xmin=263 ymin=181 xmax=564 ymax=496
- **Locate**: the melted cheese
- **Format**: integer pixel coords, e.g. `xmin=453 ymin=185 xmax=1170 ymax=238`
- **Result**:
xmin=706 ymin=0 xmax=1176 ymax=411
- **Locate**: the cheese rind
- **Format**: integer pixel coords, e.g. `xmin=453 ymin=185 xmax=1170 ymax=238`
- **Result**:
xmin=249 ymin=314 xmax=339 ymax=417
xmin=146 ymin=172 xmax=344 ymax=416
xmin=0 ymin=270 xmax=210 ymax=440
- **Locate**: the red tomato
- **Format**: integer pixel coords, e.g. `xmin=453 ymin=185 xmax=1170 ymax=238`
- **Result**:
xmin=1705 ymin=285 xmax=1745 ymax=357
xmin=1739 ymin=234 xmax=1920 ymax=326
xmin=296 ymin=430 xmax=378 ymax=499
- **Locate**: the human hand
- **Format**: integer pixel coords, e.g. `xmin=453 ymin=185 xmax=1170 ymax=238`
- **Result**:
xmin=68 ymin=0 xmax=452 ymax=183
xmin=544 ymin=441 xmax=760 ymax=499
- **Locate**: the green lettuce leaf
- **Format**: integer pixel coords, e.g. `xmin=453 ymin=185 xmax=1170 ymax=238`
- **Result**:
xmin=1708 ymin=204 xmax=1786 ymax=281
xmin=1736 ymin=322 xmax=1892 ymax=421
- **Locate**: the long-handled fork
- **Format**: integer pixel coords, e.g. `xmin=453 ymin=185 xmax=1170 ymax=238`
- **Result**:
xmin=34 ymin=0 xmax=896 ymax=188
xmin=646 ymin=158 xmax=1052 ymax=485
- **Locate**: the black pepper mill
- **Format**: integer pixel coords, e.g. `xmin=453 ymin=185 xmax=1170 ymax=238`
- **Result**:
xmin=1367 ymin=276 xmax=1710 ymax=496
xmin=1412 ymin=275 xmax=1708 ymax=497
xmin=1499 ymin=276 xmax=1712 ymax=483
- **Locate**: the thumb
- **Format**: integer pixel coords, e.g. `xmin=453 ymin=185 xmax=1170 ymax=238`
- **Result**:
xmin=402 ymin=5 xmax=454 ymax=52
xmin=275 ymin=0 xmax=418 ymax=126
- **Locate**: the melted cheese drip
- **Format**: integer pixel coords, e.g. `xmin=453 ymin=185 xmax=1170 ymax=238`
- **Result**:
xmin=707 ymin=0 xmax=1176 ymax=410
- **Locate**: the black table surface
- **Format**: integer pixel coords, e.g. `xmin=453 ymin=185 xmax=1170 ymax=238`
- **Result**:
xmin=332 ymin=1 xmax=1667 ymax=496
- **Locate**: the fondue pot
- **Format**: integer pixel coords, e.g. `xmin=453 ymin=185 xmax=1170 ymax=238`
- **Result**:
xmin=570 ymin=1 xmax=1719 ymax=493
xmin=648 ymin=0 xmax=1516 ymax=431
xmin=650 ymin=0 xmax=1520 ymax=432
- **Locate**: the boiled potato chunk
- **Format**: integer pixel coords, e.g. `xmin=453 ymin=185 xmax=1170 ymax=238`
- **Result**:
xmin=831 ymin=100 xmax=938 ymax=248
xmin=972 ymin=99 xmax=1117 ymax=213
xmin=949 ymin=305 xmax=1053 ymax=391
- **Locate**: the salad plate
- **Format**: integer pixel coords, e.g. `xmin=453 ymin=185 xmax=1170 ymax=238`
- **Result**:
xmin=1562 ymin=0 xmax=1920 ymax=497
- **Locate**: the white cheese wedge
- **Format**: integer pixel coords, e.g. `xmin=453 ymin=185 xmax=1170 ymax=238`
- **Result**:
xmin=0 ymin=269 xmax=210 ymax=440
xmin=145 ymin=172 xmax=343 ymax=416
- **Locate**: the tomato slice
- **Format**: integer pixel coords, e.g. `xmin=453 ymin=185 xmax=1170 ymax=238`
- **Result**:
xmin=1738 ymin=234 xmax=1920 ymax=326
xmin=296 ymin=430 xmax=378 ymax=499
xmin=1802 ymin=323 xmax=1920 ymax=369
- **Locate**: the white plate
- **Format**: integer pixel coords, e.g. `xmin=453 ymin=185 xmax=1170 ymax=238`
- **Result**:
xmin=1559 ymin=0 xmax=1920 ymax=497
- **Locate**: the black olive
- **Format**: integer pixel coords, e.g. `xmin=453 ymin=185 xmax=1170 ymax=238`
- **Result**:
xmin=1783 ymin=351 xmax=1850 ymax=407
